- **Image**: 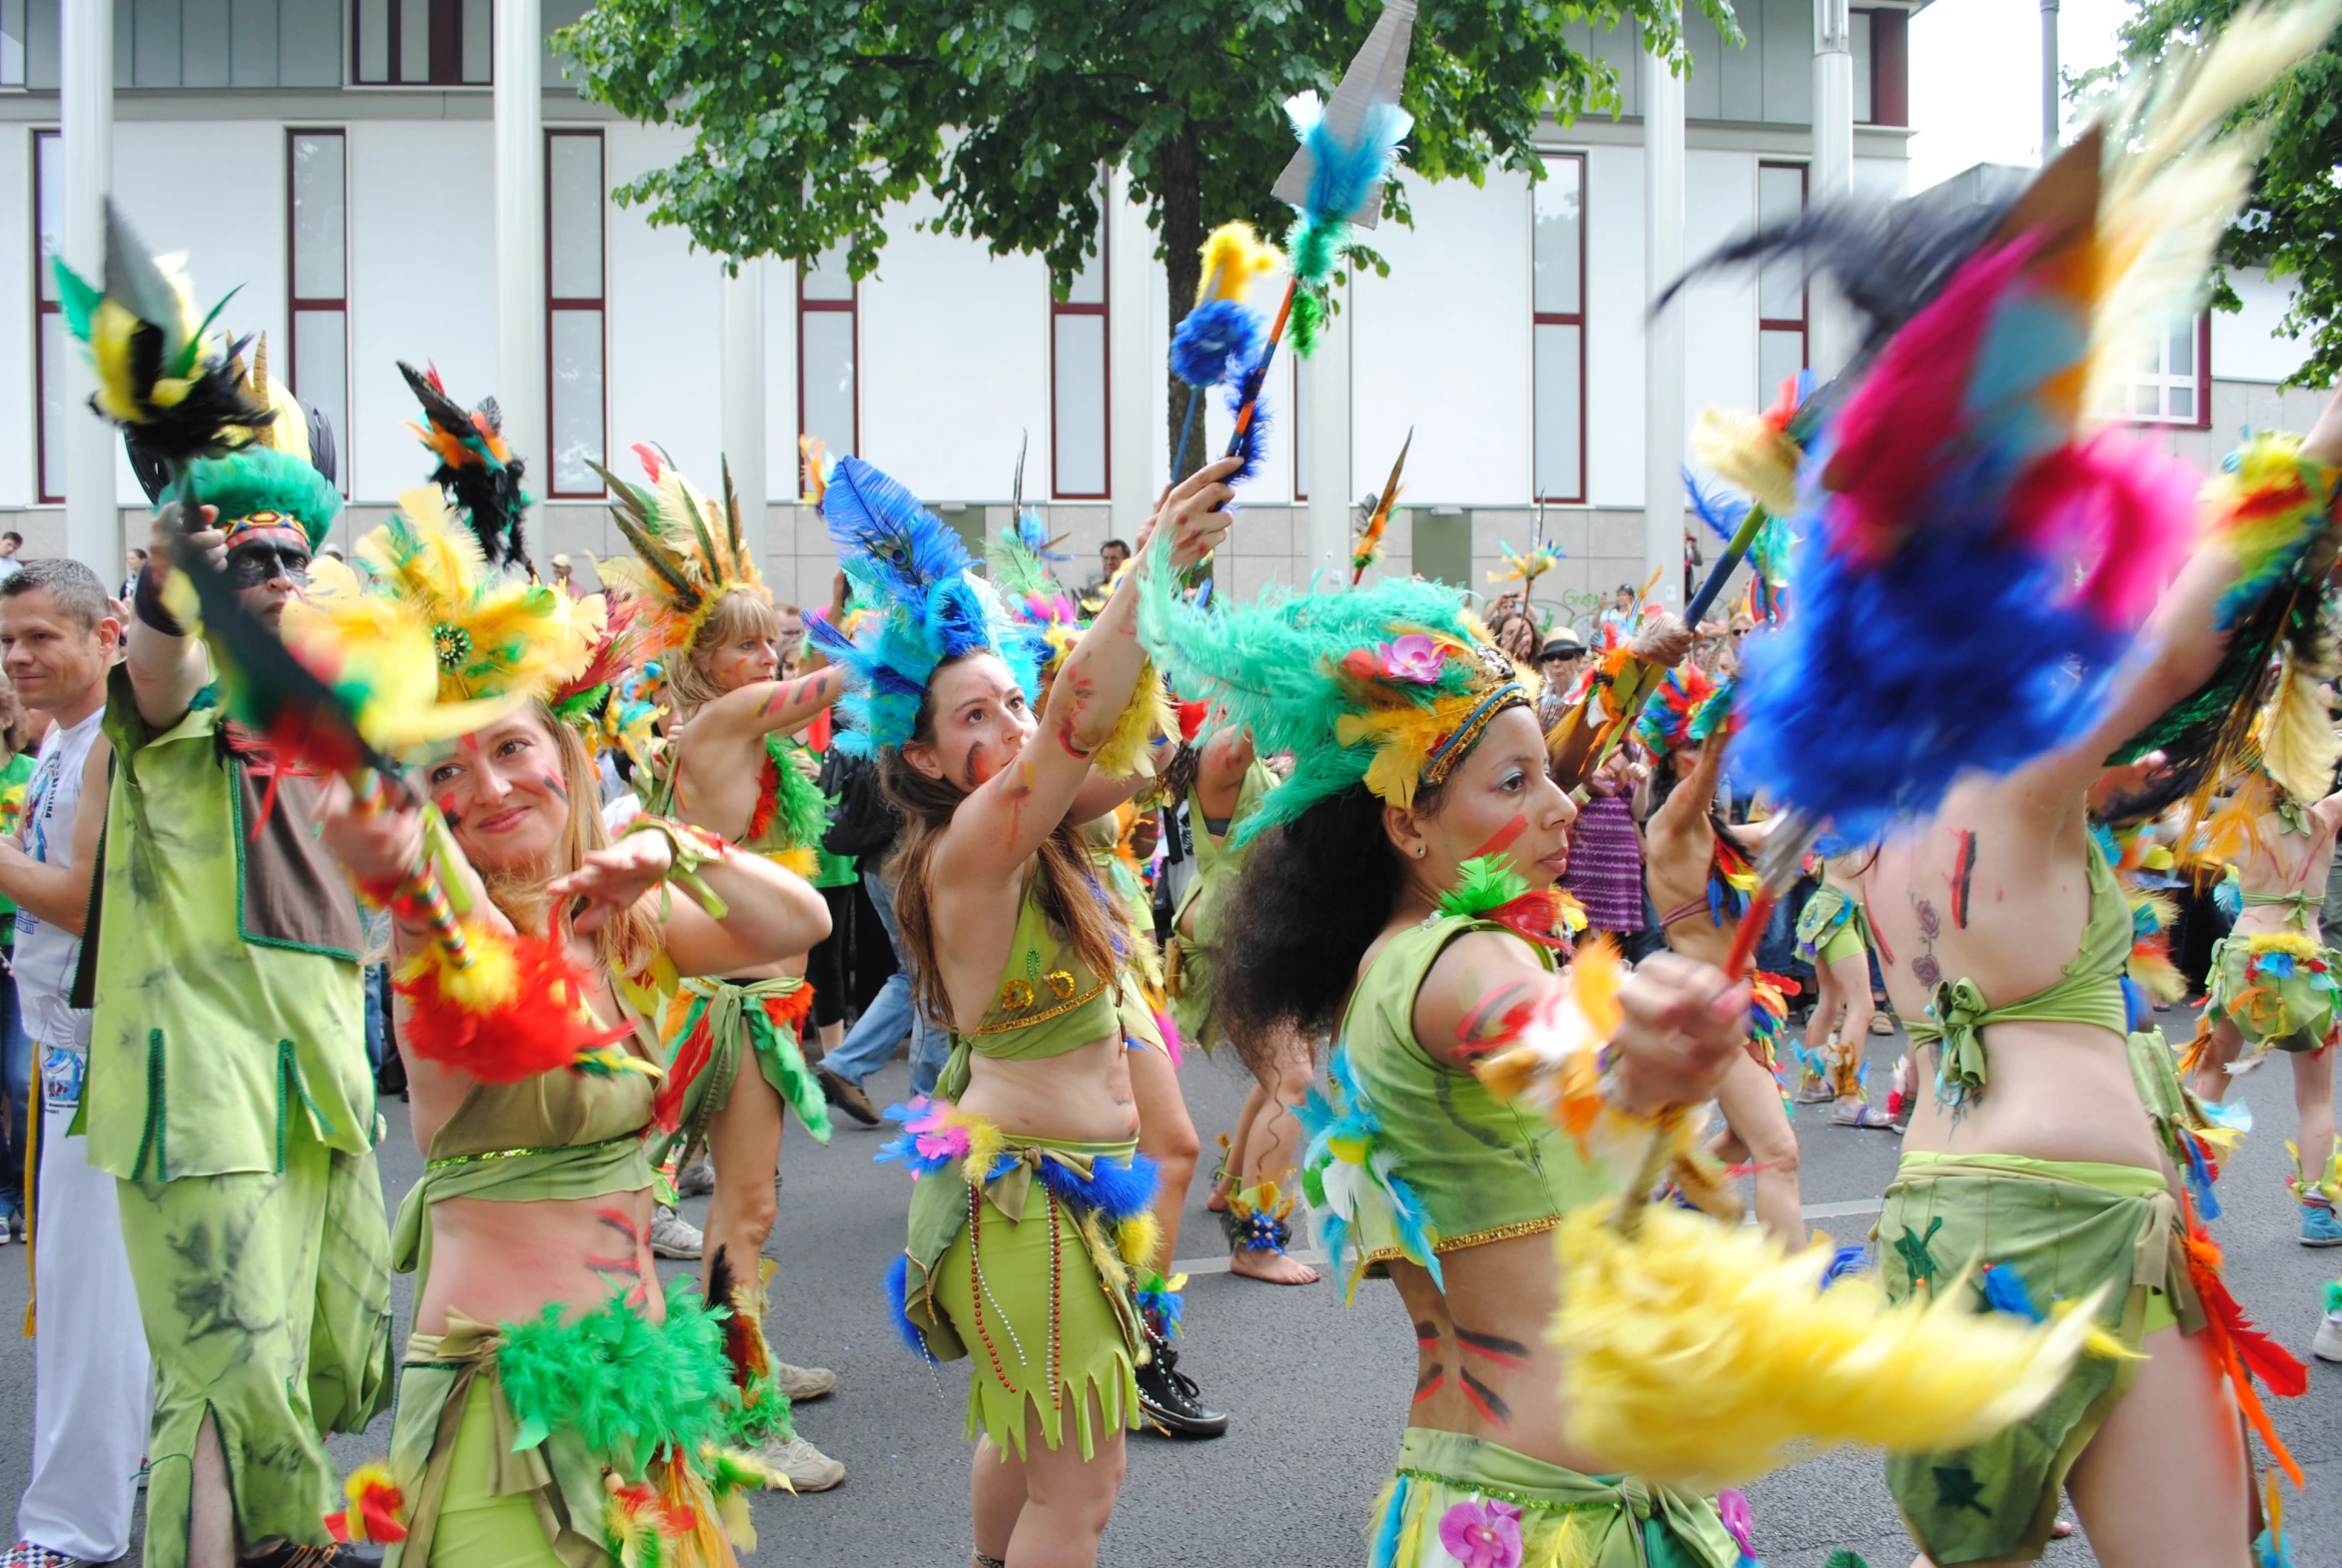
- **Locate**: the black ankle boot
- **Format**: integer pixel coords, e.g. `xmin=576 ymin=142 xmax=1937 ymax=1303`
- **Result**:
xmin=1135 ymin=1338 xmax=1228 ymax=1438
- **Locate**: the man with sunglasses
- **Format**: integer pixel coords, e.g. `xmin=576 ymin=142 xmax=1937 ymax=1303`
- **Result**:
xmin=87 ymin=435 xmax=390 ymax=1568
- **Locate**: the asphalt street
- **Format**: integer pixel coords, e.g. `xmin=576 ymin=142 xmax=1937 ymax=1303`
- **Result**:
xmin=4 ymin=1012 xmax=2340 ymax=1568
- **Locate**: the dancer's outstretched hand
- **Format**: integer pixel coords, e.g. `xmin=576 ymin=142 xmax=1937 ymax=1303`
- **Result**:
xmin=315 ymin=775 xmax=426 ymax=888
xmin=548 ymin=831 xmax=673 ymax=934
xmin=1607 ymin=951 xmax=1751 ymax=1117
xmin=1629 ymin=612 xmax=1694 ymax=670
xmin=1141 ymin=455 xmax=1241 ymax=572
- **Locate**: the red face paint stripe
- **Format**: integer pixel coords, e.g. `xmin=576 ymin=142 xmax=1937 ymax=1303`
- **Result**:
xmin=1471 ymin=812 xmax=1530 ymax=862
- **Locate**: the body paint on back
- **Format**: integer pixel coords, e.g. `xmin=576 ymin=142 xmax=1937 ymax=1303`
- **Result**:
xmin=1951 ymin=831 xmax=1975 ymax=930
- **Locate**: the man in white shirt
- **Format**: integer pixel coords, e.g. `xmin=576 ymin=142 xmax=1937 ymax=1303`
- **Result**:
xmin=0 ymin=558 xmax=150 ymax=1568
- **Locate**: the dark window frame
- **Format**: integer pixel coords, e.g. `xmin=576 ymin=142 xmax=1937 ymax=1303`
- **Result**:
xmin=352 ymin=0 xmax=491 ymax=88
xmin=33 ymin=127 xmax=61 ymax=505
xmin=796 ymin=256 xmax=859 ymax=466
xmin=543 ymin=126 xmax=607 ymax=499
xmin=1533 ymin=150 xmax=1588 ymax=506
xmin=1048 ymin=209 xmax=1111 ymax=501
xmin=1756 ymin=159 xmax=1810 ymax=387
xmin=285 ymin=127 xmax=349 ymax=493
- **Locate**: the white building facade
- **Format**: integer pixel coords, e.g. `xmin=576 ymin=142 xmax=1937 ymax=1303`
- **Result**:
xmin=0 ymin=0 xmax=2324 ymax=622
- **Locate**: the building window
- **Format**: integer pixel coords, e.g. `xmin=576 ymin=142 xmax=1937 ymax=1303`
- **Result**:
xmin=798 ymin=250 xmax=857 ymax=461
xmin=354 ymin=0 xmax=491 ymax=86
xmin=1532 ymin=152 xmax=1586 ymax=504
xmin=2 ymin=0 xmax=26 ymax=87
xmin=33 ymin=129 xmax=62 ymax=504
xmin=1854 ymin=8 xmax=1910 ymax=127
xmin=1050 ymin=192 xmax=1109 ymax=499
xmin=2118 ymin=313 xmax=2210 ymax=427
xmin=288 ymin=129 xmax=349 ymax=492
xmin=545 ymin=129 xmax=604 ymax=496
xmin=1757 ymin=161 xmax=1808 ymax=397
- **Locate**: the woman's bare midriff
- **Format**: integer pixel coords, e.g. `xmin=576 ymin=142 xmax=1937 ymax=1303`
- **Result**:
xmin=416 ymin=1186 xmax=661 ymax=1336
xmin=1387 ymin=1230 xmax=1606 ymax=1472
xmin=956 ymin=1033 xmax=1139 ymax=1143
xmin=1901 ymin=1019 xmax=2169 ymax=1170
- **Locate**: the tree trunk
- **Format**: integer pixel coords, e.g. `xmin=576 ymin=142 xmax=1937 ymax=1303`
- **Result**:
xmin=1160 ymin=127 xmax=1205 ymax=482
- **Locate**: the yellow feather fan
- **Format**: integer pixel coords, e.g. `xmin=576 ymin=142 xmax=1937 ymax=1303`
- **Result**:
xmin=1691 ymin=405 xmax=1800 ymax=517
xmin=1554 ymin=1203 xmax=2102 ymax=1488
xmin=300 ymin=485 xmax=599 ymax=712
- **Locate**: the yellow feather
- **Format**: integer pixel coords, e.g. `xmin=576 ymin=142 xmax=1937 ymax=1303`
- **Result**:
xmin=1195 ymin=221 xmax=1281 ymax=306
xmin=1691 ymin=405 xmax=1800 ymax=516
xmin=2260 ymin=662 xmax=2338 ymax=807
xmin=1554 ymin=1202 xmax=2101 ymax=1487
xmin=1116 ymin=1211 xmax=1162 ymax=1269
xmin=1091 ymin=664 xmax=1173 ymax=778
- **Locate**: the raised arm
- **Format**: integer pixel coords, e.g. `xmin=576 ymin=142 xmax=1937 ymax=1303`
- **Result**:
xmin=689 ymin=664 xmax=850 ymax=745
xmin=1649 ymin=729 xmax=1730 ymax=846
xmin=552 ymin=827 xmax=832 ymax=978
xmin=935 ymin=456 xmax=1238 ymax=886
xmin=126 ymin=504 xmax=220 ymax=732
xmin=1546 ymin=615 xmax=1693 ymax=791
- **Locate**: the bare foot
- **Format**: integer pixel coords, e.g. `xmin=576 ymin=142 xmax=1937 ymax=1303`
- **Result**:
xmin=1229 ymin=1247 xmax=1321 ymax=1285
xmin=1205 ymin=1174 xmax=1233 ymax=1212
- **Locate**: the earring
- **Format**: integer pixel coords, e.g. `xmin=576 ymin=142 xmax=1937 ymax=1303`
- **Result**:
xmin=1414 ymin=845 xmax=1426 ymax=857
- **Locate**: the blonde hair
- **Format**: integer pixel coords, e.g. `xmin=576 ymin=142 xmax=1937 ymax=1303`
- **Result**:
xmin=666 ymin=589 xmax=784 ymax=718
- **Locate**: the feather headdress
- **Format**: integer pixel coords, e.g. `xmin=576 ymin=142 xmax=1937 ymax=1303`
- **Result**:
xmin=51 ymin=201 xmax=277 ymax=466
xmin=297 ymin=485 xmax=601 ymax=714
xmin=126 ymin=333 xmax=337 ymax=505
xmin=592 ymin=444 xmax=769 ymax=664
xmin=1634 ymin=666 xmax=1733 ymax=762
xmin=808 ymin=456 xmax=1042 ymax=756
xmin=163 ymin=444 xmax=343 ymax=552
xmin=400 ymin=361 xmax=532 ymax=568
xmin=1139 ymin=540 xmax=1537 ymax=842
xmin=990 ymin=513 xmax=1083 ymax=677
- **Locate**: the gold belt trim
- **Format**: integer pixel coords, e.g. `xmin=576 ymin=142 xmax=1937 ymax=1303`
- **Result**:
xmin=1367 ymin=1212 xmax=1563 ymax=1263
xmin=424 ymin=1129 xmax=643 ymax=1172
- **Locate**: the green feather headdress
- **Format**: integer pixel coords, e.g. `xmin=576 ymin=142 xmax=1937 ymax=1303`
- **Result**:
xmin=163 ymin=446 xmax=342 ymax=550
xmin=1137 ymin=536 xmax=1537 ymax=844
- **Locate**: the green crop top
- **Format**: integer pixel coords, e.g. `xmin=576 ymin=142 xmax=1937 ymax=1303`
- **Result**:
xmin=1905 ymin=836 xmax=2133 ymax=1108
xmin=1337 ymin=914 xmax=1613 ymax=1258
xmin=934 ymin=873 xmax=1122 ymax=1100
xmin=390 ymin=989 xmax=661 ymax=1295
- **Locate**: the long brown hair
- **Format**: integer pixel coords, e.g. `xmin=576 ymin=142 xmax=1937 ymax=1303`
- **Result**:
xmin=878 ymin=664 xmax=1128 ymax=1033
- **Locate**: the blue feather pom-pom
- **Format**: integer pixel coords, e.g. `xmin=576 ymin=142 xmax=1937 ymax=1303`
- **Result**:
xmin=1733 ymin=482 xmax=2129 ymax=842
xmin=1294 ymin=98 xmax=1412 ymax=231
xmin=1978 ymin=1261 xmax=2044 ymax=1321
xmin=883 ymin=1252 xmax=937 ymax=1362
xmin=1686 ymin=466 xmax=1754 ymax=542
xmin=1819 ymin=1244 xmax=1869 ymax=1290
xmin=1171 ymin=300 xmax=1263 ymax=390
xmin=1036 ymin=1150 xmax=1162 ymax=1224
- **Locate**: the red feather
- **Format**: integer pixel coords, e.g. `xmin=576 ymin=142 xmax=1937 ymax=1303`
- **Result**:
xmin=395 ymin=929 xmax=633 ymax=1085
xmin=2184 ymin=1215 xmax=2307 ymax=1484
xmin=652 ymin=1009 xmax=719 ymax=1135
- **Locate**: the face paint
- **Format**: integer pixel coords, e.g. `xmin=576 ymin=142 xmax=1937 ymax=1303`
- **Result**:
xmin=1471 ymin=812 xmax=1530 ymax=863
xmin=435 ymin=793 xmax=463 ymax=832
xmin=539 ymin=770 xmax=567 ymax=804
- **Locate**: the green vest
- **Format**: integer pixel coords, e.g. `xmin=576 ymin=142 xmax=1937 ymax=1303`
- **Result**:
xmin=1338 ymin=914 xmax=1613 ymax=1258
xmin=81 ymin=665 xmax=372 ymax=1181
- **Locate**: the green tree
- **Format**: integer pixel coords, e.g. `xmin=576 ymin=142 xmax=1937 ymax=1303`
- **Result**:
xmin=557 ymin=0 xmax=1732 ymax=476
xmin=2088 ymin=2 xmax=2341 ymax=387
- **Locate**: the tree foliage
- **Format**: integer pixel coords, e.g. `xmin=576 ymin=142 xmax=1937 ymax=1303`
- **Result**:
xmin=2090 ymin=2 xmax=2342 ymax=388
xmin=558 ymin=1 xmax=1734 ymax=466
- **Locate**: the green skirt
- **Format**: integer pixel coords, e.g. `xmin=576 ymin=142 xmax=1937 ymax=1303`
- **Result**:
xmin=1367 ymin=1427 xmax=1738 ymax=1568
xmin=1875 ymin=1154 xmax=2199 ymax=1567
xmin=897 ymin=1131 xmax=1155 ymax=1462
xmin=1795 ymin=883 xmax=1870 ymax=968
xmin=2206 ymin=931 xmax=2341 ymax=1054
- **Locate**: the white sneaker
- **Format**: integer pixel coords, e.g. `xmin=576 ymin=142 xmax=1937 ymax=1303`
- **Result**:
xmin=675 ymin=1160 xmax=715 ymax=1198
xmin=778 ymin=1362 xmax=835 ymax=1401
xmin=756 ymin=1433 xmax=845 ymax=1492
xmin=648 ymin=1206 xmax=704 ymax=1260
xmin=2314 ymin=1311 xmax=2342 ymax=1363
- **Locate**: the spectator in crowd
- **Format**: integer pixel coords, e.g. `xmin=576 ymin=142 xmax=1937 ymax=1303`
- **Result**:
xmin=549 ymin=552 xmax=586 ymax=597
xmin=1078 ymin=537 xmax=1133 ymax=616
xmin=0 ymin=532 xmax=25 ymax=585
xmin=120 ymin=547 xmax=148 ymax=602
xmin=1596 ymin=580 xmax=1637 ymax=638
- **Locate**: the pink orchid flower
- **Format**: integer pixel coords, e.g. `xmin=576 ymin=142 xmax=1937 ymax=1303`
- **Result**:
xmin=1436 ymin=1497 xmax=1522 ymax=1568
xmin=1378 ymin=633 xmax=1445 ymax=684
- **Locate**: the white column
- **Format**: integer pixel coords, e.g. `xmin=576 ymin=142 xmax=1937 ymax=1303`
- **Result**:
xmin=61 ymin=0 xmax=114 ymax=570
xmin=1107 ymin=167 xmax=1160 ymax=534
xmin=1303 ymin=280 xmax=1352 ymax=587
xmin=719 ymin=258 xmax=767 ymax=523
xmin=493 ymin=0 xmax=545 ymax=472
xmin=1811 ymin=0 xmax=1857 ymax=378
xmin=1641 ymin=45 xmax=1685 ymax=611
xmin=2039 ymin=0 xmax=2061 ymax=157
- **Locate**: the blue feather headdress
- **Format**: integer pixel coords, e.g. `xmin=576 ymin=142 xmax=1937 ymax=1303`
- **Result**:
xmin=807 ymin=455 xmax=1045 ymax=755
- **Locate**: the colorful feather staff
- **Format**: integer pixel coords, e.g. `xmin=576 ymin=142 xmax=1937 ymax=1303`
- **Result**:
xmin=401 ymin=360 xmax=532 ymax=568
xmin=1221 ymin=0 xmax=1416 ymax=467
xmin=1486 ymin=539 xmax=1564 ymax=599
xmin=1351 ymin=428 xmax=1412 ymax=584
xmin=52 ymin=200 xmax=278 ymax=466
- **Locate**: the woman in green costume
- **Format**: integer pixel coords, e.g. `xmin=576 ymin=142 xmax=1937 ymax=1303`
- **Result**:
xmin=306 ymin=497 xmax=833 ymax=1568
xmin=597 ymin=449 xmax=854 ymax=1487
xmin=1144 ymin=567 xmax=1753 ymax=1568
xmin=1170 ymin=726 xmax=1322 ymax=1285
xmin=1794 ymin=852 xmax=1897 ymax=1127
xmin=819 ymin=454 xmax=1238 ymax=1568
xmin=1854 ymin=400 xmax=2342 ymax=1568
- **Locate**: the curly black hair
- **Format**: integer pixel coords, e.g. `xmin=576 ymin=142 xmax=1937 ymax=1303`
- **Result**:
xmin=1210 ymin=778 xmax=1445 ymax=1081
